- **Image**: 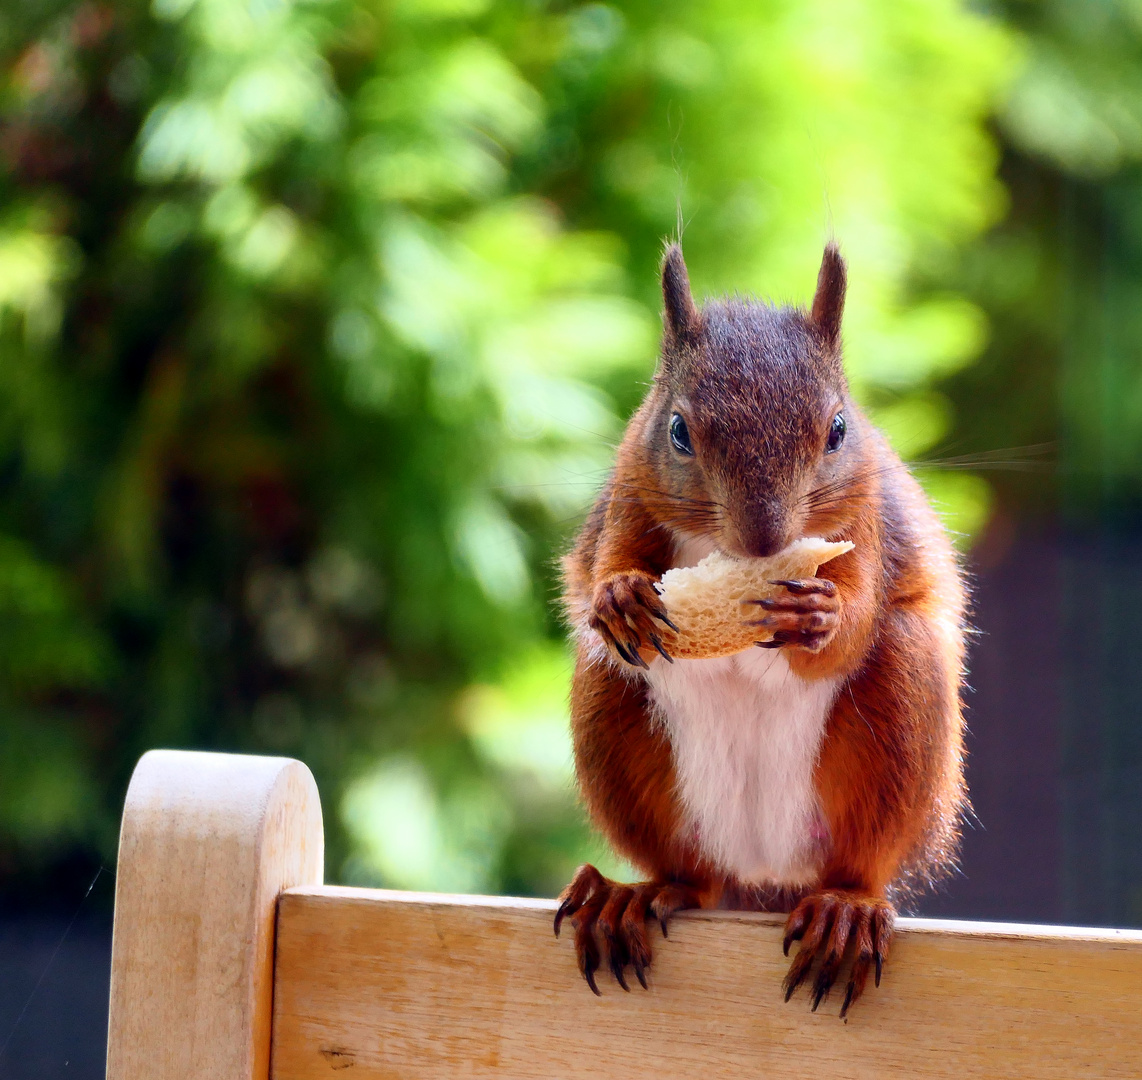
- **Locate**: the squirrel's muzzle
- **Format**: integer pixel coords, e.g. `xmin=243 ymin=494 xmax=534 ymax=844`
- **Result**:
xmin=730 ymin=501 xmax=795 ymax=559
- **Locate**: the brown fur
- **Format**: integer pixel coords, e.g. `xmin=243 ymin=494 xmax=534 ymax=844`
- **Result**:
xmin=554 ymin=242 xmax=967 ymax=1016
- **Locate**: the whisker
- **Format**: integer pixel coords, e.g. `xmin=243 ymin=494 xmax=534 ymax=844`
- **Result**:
xmin=802 ymin=462 xmax=905 ymax=508
xmin=612 ymin=481 xmax=726 ymax=512
xmin=914 ymin=442 xmax=1055 ymax=468
xmin=911 ymin=461 xmax=1048 ymax=473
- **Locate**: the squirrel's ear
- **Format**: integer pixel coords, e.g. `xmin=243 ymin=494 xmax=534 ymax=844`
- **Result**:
xmin=810 ymin=242 xmax=846 ymax=348
xmin=662 ymin=244 xmax=700 ymax=345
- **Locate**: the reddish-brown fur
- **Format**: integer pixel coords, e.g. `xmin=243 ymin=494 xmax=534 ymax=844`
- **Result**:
xmin=555 ymin=243 xmax=967 ymax=1016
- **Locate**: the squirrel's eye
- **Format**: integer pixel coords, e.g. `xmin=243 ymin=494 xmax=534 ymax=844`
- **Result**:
xmin=826 ymin=412 xmax=846 ymax=454
xmin=669 ymin=413 xmax=694 ymax=456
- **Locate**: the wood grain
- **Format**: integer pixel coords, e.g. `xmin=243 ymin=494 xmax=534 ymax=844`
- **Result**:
xmin=272 ymin=886 xmax=1142 ymax=1080
xmin=106 ymin=750 xmax=324 ymax=1080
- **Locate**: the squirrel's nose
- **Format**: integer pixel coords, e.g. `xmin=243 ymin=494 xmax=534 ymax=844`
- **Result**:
xmin=746 ymin=536 xmax=784 ymax=558
xmin=734 ymin=504 xmax=792 ymax=559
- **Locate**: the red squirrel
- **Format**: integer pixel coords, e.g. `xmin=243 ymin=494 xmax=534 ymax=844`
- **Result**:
xmin=555 ymin=242 xmax=967 ymax=1017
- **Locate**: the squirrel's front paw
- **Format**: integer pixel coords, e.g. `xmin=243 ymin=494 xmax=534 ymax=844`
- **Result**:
xmin=588 ymin=571 xmax=676 ymax=670
xmin=746 ymin=577 xmax=840 ymax=652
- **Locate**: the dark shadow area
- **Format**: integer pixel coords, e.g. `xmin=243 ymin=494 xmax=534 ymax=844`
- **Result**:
xmin=0 ymin=916 xmax=111 ymax=1080
xmin=920 ymin=527 xmax=1065 ymax=922
xmin=920 ymin=523 xmax=1142 ymax=929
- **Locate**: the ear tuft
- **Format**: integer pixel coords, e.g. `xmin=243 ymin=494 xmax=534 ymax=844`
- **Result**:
xmin=662 ymin=244 xmax=700 ymax=345
xmin=810 ymin=242 xmax=847 ymax=348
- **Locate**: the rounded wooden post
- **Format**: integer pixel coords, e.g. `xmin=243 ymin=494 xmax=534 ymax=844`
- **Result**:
xmin=106 ymin=750 xmax=324 ymax=1080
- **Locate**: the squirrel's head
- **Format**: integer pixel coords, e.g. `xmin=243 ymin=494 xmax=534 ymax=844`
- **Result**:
xmin=644 ymin=242 xmax=871 ymax=558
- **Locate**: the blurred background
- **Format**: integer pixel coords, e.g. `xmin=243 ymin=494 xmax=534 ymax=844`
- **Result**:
xmin=2 ymin=0 xmax=1142 ymax=1073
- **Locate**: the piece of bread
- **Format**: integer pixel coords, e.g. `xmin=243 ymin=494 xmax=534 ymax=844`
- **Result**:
xmin=655 ymin=538 xmax=854 ymax=660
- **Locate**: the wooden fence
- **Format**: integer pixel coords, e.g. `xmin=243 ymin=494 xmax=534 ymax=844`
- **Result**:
xmin=105 ymin=750 xmax=1142 ymax=1079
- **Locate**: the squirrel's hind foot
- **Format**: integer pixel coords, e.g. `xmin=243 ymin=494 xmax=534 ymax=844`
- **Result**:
xmin=554 ymin=864 xmax=700 ymax=994
xmin=782 ymin=889 xmax=895 ymax=1019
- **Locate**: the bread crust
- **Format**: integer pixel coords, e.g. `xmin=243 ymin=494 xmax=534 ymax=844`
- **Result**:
xmin=656 ymin=539 xmax=852 ymax=659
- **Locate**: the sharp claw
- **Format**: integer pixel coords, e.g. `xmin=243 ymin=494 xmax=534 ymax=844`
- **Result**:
xmin=584 ymin=966 xmax=601 ymax=997
xmin=648 ymin=633 xmax=674 ymax=663
xmin=660 ymin=917 xmax=669 ymax=938
xmin=633 ymin=960 xmax=649 ymax=990
xmin=613 ymin=640 xmax=636 ymax=666
xmin=875 ymin=953 xmax=883 ymax=987
xmin=628 ymin=645 xmax=650 ymax=671
xmin=612 ymin=961 xmax=630 ymax=992
xmin=604 ymin=930 xmax=631 ymax=992
xmin=840 ymin=982 xmax=856 ymax=1019
xmin=783 ymin=958 xmax=813 ymax=1003
xmin=783 ymin=934 xmax=793 ymax=957
xmin=811 ymin=963 xmax=839 ymax=1013
xmin=756 ymin=640 xmax=785 ymax=649
xmin=744 ymin=598 xmax=777 ymax=608
xmin=783 ymin=973 xmax=804 ymax=1003
xmin=554 ymin=902 xmax=570 ymax=937
xmin=635 ymin=592 xmax=678 ymax=632
xmin=768 ymin=577 xmax=836 ymax=596
xmin=768 ymin=578 xmax=822 ymax=596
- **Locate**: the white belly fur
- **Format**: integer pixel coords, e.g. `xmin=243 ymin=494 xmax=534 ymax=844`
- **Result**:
xmin=645 ymin=646 xmax=840 ymax=886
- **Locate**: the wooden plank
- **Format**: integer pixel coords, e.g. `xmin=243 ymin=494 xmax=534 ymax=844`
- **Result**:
xmin=107 ymin=750 xmax=324 ymax=1080
xmin=272 ymin=886 xmax=1142 ymax=1080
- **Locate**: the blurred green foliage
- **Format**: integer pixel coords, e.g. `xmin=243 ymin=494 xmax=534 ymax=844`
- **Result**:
xmin=939 ymin=1 xmax=1142 ymax=524
xmin=2 ymin=0 xmax=1091 ymax=903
